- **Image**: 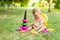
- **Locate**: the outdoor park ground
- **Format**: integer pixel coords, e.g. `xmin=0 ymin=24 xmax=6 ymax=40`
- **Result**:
xmin=0 ymin=8 xmax=60 ymax=40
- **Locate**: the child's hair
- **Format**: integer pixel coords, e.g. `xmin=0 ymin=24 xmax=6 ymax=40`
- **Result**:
xmin=33 ymin=8 xmax=41 ymax=14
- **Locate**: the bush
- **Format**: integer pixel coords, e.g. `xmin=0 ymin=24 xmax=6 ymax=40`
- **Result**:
xmin=54 ymin=0 xmax=60 ymax=9
xmin=32 ymin=3 xmax=36 ymax=7
xmin=20 ymin=0 xmax=29 ymax=7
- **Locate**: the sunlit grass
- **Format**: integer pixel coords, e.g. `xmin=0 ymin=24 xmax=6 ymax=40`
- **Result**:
xmin=0 ymin=8 xmax=60 ymax=40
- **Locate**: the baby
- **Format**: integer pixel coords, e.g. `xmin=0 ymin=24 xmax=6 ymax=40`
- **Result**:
xmin=29 ymin=8 xmax=48 ymax=32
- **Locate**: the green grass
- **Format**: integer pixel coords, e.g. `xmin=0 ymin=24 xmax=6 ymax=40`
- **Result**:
xmin=0 ymin=8 xmax=60 ymax=40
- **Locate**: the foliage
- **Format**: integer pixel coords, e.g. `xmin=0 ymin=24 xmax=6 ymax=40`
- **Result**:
xmin=0 ymin=0 xmax=29 ymax=7
xmin=54 ymin=0 xmax=60 ymax=9
xmin=19 ymin=0 xmax=29 ymax=7
xmin=38 ymin=0 xmax=42 ymax=7
xmin=32 ymin=3 xmax=36 ymax=7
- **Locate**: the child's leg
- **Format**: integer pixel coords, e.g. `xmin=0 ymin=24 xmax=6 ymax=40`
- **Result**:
xmin=37 ymin=26 xmax=46 ymax=32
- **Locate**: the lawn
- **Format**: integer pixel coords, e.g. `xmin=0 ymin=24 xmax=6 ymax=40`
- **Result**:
xmin=0 ymin=8 xmax=60 ymax=40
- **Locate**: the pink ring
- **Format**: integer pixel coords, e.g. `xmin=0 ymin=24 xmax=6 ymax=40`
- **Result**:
xmin=20 ymin=26 xmax=28 ymax=30
xmin=22 ymin=19 xmax=28 ymax=22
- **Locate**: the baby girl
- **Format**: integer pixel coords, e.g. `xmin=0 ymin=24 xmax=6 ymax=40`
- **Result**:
xmin=29 ymin=8 xmax=48 ymax=33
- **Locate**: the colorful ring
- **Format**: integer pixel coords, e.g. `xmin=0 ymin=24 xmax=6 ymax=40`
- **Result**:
xmin=21 ymin=23 xmax=27 ymax=26
xmin=22 ymin=19 xmax=28 ymax=22
xmin=20 ymin=26 xmax=28 ymax=30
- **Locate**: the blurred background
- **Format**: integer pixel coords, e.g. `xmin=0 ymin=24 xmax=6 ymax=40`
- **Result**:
xmin=0 ymin=0 xmax=60 ymax=11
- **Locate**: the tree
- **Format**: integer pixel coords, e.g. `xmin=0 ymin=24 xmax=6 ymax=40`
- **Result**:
xmin=14 ymin=0 xmax=29 ymax=7
xmin=0 ymin=0 xmax=13 ymax=10
xmin=54 ymin=0 xmax=60 ymax=9
xmin=38 ymin=0 xmax=42 ymax=7
xmin=7 ymin=0 xmax=13 ymax=8
xmin=46 ymin=0 xmax=52 ymax=12
xmin=19 ymin=0 xmax=29 ymax=7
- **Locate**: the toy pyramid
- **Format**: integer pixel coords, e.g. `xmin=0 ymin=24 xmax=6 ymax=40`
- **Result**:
xmin=16 ymin=10 xmax=28 ymax=32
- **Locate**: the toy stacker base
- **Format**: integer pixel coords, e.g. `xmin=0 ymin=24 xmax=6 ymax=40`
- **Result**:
xmin=16 ymin=26 xmax=28 ymax=33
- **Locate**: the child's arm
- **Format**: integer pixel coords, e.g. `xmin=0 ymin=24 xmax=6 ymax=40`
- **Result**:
xmin=37 ymin=24 xmax=46 ymax=32
xmin=28 ymin=23 xmax=34 ymax=30
xmin=37 ymin=19 xmax=46 ymax=32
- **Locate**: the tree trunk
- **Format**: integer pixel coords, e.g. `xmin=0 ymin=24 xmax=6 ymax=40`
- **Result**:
xmin=48 ymin=0 xmax=52 ymax=12
xmin=0 ymin=2 xmax=1 ymax=7
xmin=4 ymin=3 xmax=7 ymax=10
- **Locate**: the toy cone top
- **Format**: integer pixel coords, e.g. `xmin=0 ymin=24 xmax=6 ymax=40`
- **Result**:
xmin=22 ymin=10 xmax=28 ymax=23
xmin=24 ymin=10 xmax=26 ymax=20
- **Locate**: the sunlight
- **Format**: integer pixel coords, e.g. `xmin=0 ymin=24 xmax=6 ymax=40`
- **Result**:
xmin=28 ymin=0 xmax=39 ymax=7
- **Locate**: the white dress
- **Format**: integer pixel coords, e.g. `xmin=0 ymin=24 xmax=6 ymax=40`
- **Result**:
xmin=33 ymin=17 xmax=46 ymax=32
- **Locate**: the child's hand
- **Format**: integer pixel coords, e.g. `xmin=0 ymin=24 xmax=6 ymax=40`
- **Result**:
xmin=30 ymin=23 xmax=34 ymax=27
xmin=28 ymin=24 xmax=34 ymax=31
